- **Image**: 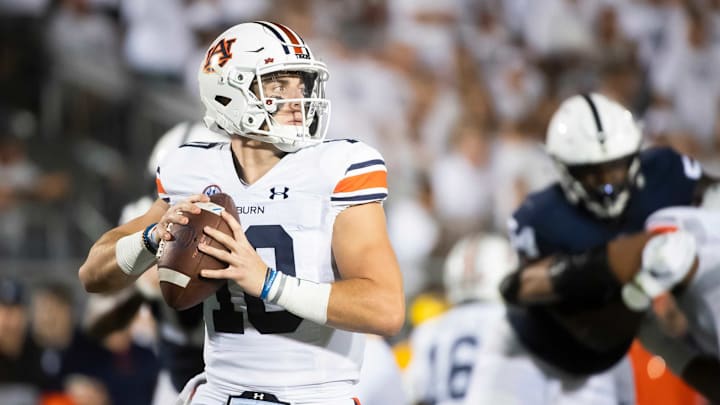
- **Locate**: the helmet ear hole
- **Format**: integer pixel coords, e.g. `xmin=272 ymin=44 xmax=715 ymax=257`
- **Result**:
xmin=214 ymin=96 xmax=231 ymax=106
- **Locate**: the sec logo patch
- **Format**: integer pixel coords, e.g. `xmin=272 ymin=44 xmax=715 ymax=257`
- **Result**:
xmin=203 ymin=185 xmax=222 ymax=196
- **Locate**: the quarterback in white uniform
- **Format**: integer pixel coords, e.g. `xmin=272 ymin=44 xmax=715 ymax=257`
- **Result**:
xmin=405 ymin=234 xmax=516 ymax=404
xmin=79 ymin=21 xmax=405 ymax=405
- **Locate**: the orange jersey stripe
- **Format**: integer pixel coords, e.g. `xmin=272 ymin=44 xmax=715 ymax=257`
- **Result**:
xmin=156 ymin=177 xmax=167 ymax=195
xmin=274 ymin=22 xmax=304 ymax=54
xmin=333 ymin=170 xmax=387 ymax=194
xmin=648 ymin=225 xmax=678 ymax=234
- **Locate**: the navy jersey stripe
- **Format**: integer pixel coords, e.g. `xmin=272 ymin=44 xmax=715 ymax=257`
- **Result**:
xmin=179 ymin=142 xmax=222 ymax=149
xmin=346 ymin=159 xmax=385 ymax=173
xmin=331 ymin=193 xmax=387 ymax=202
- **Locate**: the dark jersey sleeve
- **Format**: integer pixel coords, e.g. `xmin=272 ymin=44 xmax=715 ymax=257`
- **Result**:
xmin=640 ymin=147 xmax=702 ymax=206
xmin=508 ymin=186 xmax=566 ymax=261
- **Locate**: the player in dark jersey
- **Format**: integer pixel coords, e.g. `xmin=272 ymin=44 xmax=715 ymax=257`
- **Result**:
xmin=465 ymin=93 xmax=716 ymax=404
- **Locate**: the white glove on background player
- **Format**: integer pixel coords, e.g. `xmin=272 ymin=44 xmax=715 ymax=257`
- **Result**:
xmin=622 ymin=231 xmax=697 ymax=311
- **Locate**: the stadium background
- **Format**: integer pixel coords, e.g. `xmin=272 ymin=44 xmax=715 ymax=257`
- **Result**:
xmin=0 ymin=0 xmax=717 ymax=404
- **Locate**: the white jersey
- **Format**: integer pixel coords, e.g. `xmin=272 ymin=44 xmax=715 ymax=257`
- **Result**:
xmin=405 ymin=302 xmax=504 ymax=404
xmin=357 ymin=335 xmax=408 ymax=405
xmin=645 ymin=207 xmax=720 ymax=358
xmin=156 ymin=139 xmax=388 ymax=402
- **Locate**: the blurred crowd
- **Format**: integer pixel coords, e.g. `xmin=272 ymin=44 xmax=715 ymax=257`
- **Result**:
xmin=2 ymin=0 xmax=720 ymax=403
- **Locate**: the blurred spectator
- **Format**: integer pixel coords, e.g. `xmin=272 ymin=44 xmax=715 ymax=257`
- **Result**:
xmin=460 ymin=2 xmax=512 ymax=72
xmin=522 ymin=0 xmax=598 ymax=57
xmin=486 ymin=49 xmax=546 ymax=131
xmin=617 ymin=0 xmax=676 ymax=70
xmin=0 ymin=278 xmax=45 ymax=405
xmin=430 ymin=121 xmax=494 ymax=249
xmin=216 ymin=0 xmax=269 ymax=25
xmin=45 ymin=0 xmax=128 ymax=122
xmin=596 ymin=60 xmax=643 ymax=111
xmin=120 ymin=0 xmax=193 ymax=82
xmin=72 ymin=319 xmax=160 ymax=405
xmin=411 ymin=67 xmax=462 ymax=165
xmin=387 ymin=0 xmax=464 ymax=80
xmin=490 ymin=127 xmax=557 ymax=232
xmin=0 ymin=113 xmax=70 ymax=257
xmin=0 ymin=0 xmax=49 ymax=111
xmin=46 ymin=0 xmax=120 ymax=69
xmin=651 ymin=7 xmax=720 ymax=157
xmin=387 ymin=173 xmax=439 ymax=299
xmin=30 ymin=282 xmax=92 ymax=393
xmin=591 ymin=4 xmax=637 ymax=67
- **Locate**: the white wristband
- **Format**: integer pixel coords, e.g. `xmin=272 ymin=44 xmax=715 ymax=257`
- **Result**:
xmin=267 ymin=272 xmax=331 ymax=325
xmin=115 ymin=230 xmax=157 ymax=277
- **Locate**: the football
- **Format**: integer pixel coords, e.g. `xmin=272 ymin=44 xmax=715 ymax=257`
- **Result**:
xmin=156 ymin=193 xmax=238 ymax=310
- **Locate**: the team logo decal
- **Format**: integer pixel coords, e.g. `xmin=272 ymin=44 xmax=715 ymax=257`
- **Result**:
xmin=202 ymin=38 xmax=236 ymax=73
xmin=203 ymin=185 xmax=222 ymax=196
xmin=269 ymin=186 xmax=289 ymax=200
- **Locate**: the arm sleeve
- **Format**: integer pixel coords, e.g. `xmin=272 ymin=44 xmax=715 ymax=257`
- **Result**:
xmin=508 ymin=213 xmax=547 ymax=261
xmin=650 ymin=148 xmax=702 ymax=205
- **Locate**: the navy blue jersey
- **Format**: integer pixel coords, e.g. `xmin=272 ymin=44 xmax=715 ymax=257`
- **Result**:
xmin=507 ymin=147 xmax=702 ymax=374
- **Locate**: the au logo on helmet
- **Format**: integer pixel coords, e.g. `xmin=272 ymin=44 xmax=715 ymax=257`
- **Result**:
xmin=203 ymin=38 xmax=236 ymax=74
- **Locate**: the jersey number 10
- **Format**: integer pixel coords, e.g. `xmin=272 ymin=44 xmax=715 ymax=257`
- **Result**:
xmin=212 ymin=225 xmax=303 ymax=334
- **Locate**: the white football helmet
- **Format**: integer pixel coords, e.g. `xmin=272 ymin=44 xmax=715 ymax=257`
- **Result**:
xmin=546 ymin=93 xmax=643 ymax=218
xmin=443 ymin=234 xmax=518 ymax=305
xmin=197 ymin=21 xmax=331 ymax=152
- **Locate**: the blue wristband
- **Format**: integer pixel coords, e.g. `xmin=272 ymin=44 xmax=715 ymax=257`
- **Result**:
xmin=142 ymin=223 xmax=159 ymax=254
xmin=260 ymin=267 xmax=278 ymax=300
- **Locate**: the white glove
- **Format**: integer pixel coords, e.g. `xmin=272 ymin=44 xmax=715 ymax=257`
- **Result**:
xmin=622 ymin=231 xmax=696 ymax=311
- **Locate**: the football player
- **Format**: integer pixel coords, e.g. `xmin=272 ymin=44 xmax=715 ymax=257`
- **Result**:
xmin=405 ymin=233 xmax=516 ymax=404
xmin=465 ymin=93 xmax=716 ymax=404
xmin=79 ymin=21 xmax=405 ymax=405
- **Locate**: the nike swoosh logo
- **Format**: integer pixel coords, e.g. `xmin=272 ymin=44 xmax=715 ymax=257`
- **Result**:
xmin=248 ymin=47 xmax=264 ymax=53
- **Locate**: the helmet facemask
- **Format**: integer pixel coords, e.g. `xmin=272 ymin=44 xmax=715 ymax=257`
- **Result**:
xmin=204 ymin=61 xmax=331 ymax=152
xmin=248 ymin=69 xmax=330 ymax=152
xmin=556 ymin=154 xmax=643 ymax=219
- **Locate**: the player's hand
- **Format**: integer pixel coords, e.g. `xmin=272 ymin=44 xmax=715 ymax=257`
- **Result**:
xmin=623 ymin=231 xmax=697 ymax=311
xmin=155 ymin=194 xmax=210 ymax=242
xmin=197 ymin=210 xmax=267 ymax=297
